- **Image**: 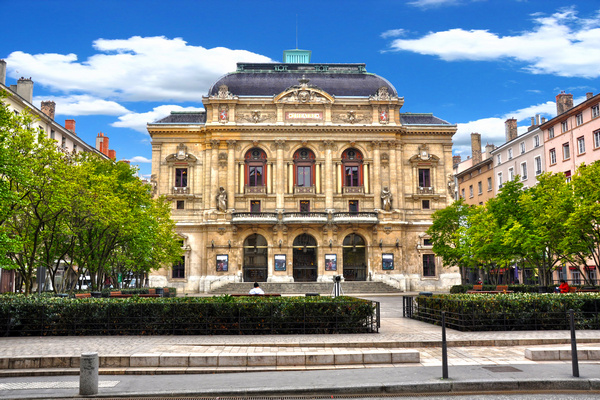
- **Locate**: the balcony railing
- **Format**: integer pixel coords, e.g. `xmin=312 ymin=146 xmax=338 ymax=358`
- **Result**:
xmin=417 ymin=186 xmax=434 ymax=195
xmin=282 ymin=212 xmax=328 ymax=224
xmin=173 ymin=186 xmax=189 ymax=195
xmin=245 ymin=185 xmax=266 ymax=194
xmin=332 ymin=212 xmax=378 ymax=224
xmin=294 ymin=185 xmax=315 ymax=194
xmin=231 ymin=212 xmax=278 ymax=224
xmin=343 ymin=186 xmax=364 ymax=194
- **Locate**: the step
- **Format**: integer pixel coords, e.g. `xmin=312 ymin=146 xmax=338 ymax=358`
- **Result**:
xmin=524 ymin=347 xmax=600 ymax=361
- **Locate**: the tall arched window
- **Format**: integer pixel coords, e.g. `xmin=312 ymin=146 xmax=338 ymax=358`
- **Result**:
xmin=293 ymin=148 xmax=315 ymax=188
xmin=245 ymin=148 xmax=267 ymax=188
xmin=342 ymin=148 xmax=363 ymax=187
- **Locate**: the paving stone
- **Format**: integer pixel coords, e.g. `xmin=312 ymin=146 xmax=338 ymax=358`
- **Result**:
xmin=247 ymin=353 xmax=277 ymax=366
xmin=305 ymin=353 xmax=334 ymax=365
xmin=130 ymin=354 xmax=159 ymax=367
xmin=276 ymin=352 xmax=305 ymax=366
xmin=363 ymin=350 xmax=392 ymax=364
xmin=189 ymin=353 xmax=219 ymax=367
xmin=334 ymin=351 xmax=362 ymax=365
xmin=391 ymin=350 xmax=420 ymax=363
xmin=218 ymin=354 xmax=247 ymax=367
xmin=159 ymin=353 xmax=190 ymax=367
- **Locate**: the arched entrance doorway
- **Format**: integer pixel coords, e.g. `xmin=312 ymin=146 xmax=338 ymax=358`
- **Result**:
xmin=293 ymin=234 xmax=317 ymax=282
xmin=342 ymin=233 xmax=367 ymax=281
xmin=243 ymin=234 xmax=268 ymax=282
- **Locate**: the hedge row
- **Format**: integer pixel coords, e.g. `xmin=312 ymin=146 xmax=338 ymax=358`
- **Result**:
xmin=414 ymin=293 xmax=600 ymax=331
xmin=450 ymin=284 xmax=564 ymax=294
xmin=0 ymin=295 xmax=377 ymax=336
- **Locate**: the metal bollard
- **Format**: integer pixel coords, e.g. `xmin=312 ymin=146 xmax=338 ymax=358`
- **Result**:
xmin=441 ymin=311 xmax=448 ymax=379
xmin=80 ymin=352 xmax=99 ymax=395
xmin=569 ymin=309 xmax=579 ymax=377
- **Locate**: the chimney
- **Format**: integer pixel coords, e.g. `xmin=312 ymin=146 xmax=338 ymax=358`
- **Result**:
xmin=505 ymin=118 xmax=517 ymax=142
xmin=471 ymin=132 xmax=482 ymax=164
xmin=556 ymin=91 xmax=573 ymax=115
xmin=16 ymin=77 xmax=34 ymax=103
xmin=587 ymin=92 xmax=594 ymax=100
xmin=41 ymin=101 xmax=55 ymax=120
xmin=536 ymin=114 xmax=540 ymax=125
xmin=541 ymin=117 xmax=546 ymax=123
xmin=96 ymin=132 xmax=110 ymax=156
xmin=485 ymin=143 xmax=496 ymax=156
xmin=65 ymin=119 xmax=76 ymax=134
xmin=452 ymin=155 xmax=462 ymax=166
xmin=530 ymin=117 xmax=535 ymax=126
xmin=108 ymin=149 xmax=116 ymax=160
xmin=0 ymin=59 xmax=6 ymax=86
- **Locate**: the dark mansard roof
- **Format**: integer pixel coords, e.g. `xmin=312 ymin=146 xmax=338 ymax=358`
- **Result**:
xmin=154 ymin=111 xmax=206 ymax=124
xmin=208 ymin=63 xmax=398 ymax=98
xmin=400 ymin=113 xmax=452 ymax=126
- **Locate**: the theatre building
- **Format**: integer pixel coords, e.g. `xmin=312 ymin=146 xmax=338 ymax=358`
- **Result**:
xmin=147 ymin=50 xmax=459 ymax=293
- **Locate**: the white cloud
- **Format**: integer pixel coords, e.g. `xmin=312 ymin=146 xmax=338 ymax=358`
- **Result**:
xmin=381 ymin=29 xmax=407 ymax=39
xmin=111 ymin=104 xmax=204 ymax=133
xmin=32 ymin=94 xmax=130 ymax=116
xmin=453 ymin=95 xmax=589 ymax=156
xmin=127 ymin=156 xmax=151 ymax=163
xmin=387 ymin=8 xmax=600 ymax=78
xmin=6 ymin=36 xmax=272 ymax=102
xmin=408 ymin=0 xmax=461 ymax=8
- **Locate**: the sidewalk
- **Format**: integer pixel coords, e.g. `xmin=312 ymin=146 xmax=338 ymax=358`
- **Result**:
xmin=1 ymin=294 xmax=599 ymax=398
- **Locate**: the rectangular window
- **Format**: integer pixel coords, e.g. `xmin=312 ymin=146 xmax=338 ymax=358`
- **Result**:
xmin=548 ymin=127 xmax=554 ymax=139
xmin=175 ymin=168 xmax=188 ymax=187
xmin=172 ymin=256 xmax=185 ymax=279
xmin=469 ymin=185 xmax=473 ymax=198
xmin=521 ymin=162 xmax=528 ymax=180
xmin=549 ymin=148 xmax=557 ymax=164
xmin=565 ymin=170 xmax=572 ymax=183
xmin=577 ymin=136 xmax=585 ymax=154
xmin=563 ymin=143 xmax=570 ymax=160
xmin=345 ymin=165 xmax=360 ymax=186
xmin=423 ymin=254 xmax=435 ymax=277
xmin=422 ymin=200 xmax=430 ymax=210
xmin=592 ymin=104 xmax=600 ymax=118
xmin=349 ymin=200 xmax=359 ymax=214
xmin=249 ymin=166 xmax=263 ymax=186
xmin=50 ymin=130 xmax=55 ymax=140
xmin=576 ymin=113 xmax=583 ymax=126
xmin=297 ymin=166 xmax=312 ymax=187
xmin=508 ymin=148 xmax=513 ymax=160
xmin=508 ymin=167 xmax=514 ymax=181
xmin=250 ymin=200 xmax=261 ymax=213
xmin=534 ymin=135 xmax=540 ymax=148
xmin=535 ymin=156 xmax=542 ymax=175
xmin=418 ymin=168 xmax=431 ymax=187
xmin=520 ymin=142 xmax=526 ymax=154
xmin=299 ymin=200 xmax=310 ymax=213
xmin=487 ymin=177 xmax=492 ymax=191
xmin=572 ymin=270 xmax=581 ymax=285
xmin=478 ymin=181 xmax=482 ymax=195
xmin=595 ymin=130 xmax=600 ymax=149
xmin=61 ymin=136 xmax=66 ymax=149
xmin=557 ymin=266 xmax=566 ymax=281
xmin=176 ymin=200 xmax=184 ymax=209
xmin=497 ymin=172 xmax=503 ymax=189
xmin=461 ymin=188 xmax=465 ymax=199
xmin=496 ymin=154 xmax=502 ymax=166
xmin=561 ymin=120 xmax=568 ymax=133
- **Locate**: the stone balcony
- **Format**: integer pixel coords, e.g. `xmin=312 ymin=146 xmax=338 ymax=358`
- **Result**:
xmin=282 ymin=212 xmax=328 ymax=224
xmin=245 ymin=185 xmax=266 ymax=194
xmin=172 ymin=186 xmax=189 ymax=195
xmin=332 ymin=212 xmax=378 ymax=224
xmin=294 ymin=185 xmax=315 ymax=195
xmin=416 ymin=186 xmax=434 ymax=195
xmin=231 ymin=212 xmax=278 ymax=224
xmin=343 ymin=186 xmax=364 ymax=194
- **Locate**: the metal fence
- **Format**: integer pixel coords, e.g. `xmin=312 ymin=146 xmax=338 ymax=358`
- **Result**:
xmin=0 ymin=300 xmax=380 ymax=336
xmin=403 ymin=296 xmax=600 ymax=331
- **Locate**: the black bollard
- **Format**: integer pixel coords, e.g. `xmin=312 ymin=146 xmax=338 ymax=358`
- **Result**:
xmin=569 ymin=309 xmax=579 ymax=377
xmin=442 ymin=311 xmax=448 ymax=379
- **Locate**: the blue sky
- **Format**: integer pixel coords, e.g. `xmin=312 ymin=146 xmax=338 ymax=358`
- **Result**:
xmin=1 ymin=0 xmax=599 ymax=178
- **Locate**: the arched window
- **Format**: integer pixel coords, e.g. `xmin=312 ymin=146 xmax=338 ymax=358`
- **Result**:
xmin=293 ymin=148 xmax=315 ymax=187
xmin=342 ymin=148 xmax=363 ymax=187
xmin=245 ymin=148 xmax=267 ymax=187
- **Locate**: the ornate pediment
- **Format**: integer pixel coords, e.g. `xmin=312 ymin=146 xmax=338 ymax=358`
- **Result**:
xmin=210 ymin=84 xmax=238 ymax=100
xmin=369 ymin=86 xmax=397 ymax=101
xmin=165 ymin=143 xmax=197 ymax=163
xmin=274 ymin=76 xmax=334 ymax=104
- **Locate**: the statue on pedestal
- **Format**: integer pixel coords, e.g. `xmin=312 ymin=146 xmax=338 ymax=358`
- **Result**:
xmin=381 ymin=186 xmax=392 ymax=211
xmin=216 ymin=187 xmax=227 ymax=212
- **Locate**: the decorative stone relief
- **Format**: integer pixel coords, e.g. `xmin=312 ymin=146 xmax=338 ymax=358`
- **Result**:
xmin=380 ymin=153 xmax=389 ymax=164
xmin=218 ymin=152 xmax=228 ymax=167
xmin=237 ymin=110 xmax=275 ymax=124
xmin=276 ymin=76 xmax=332 ymax=104
xmin=165 ymin=143 xmax=197 ymax=163
xmin=378 ymin=106 xmax=389 ymax=124
xmin=211 ymin=84 xmax=237 ymax=100
xmin=333 ymin=111 xmax=367 ymax=124
xmin=218 ymin=105 xmax=229 ymax=123
xmin=369 ymin=86 xmax=395 ymax=101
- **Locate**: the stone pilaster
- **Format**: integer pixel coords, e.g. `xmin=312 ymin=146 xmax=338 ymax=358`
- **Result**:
xmin=389 ymin=140 xmax=399 ymax=210
xmin=275 ymin=140 xmax=285 ymax=208
xmin=372 ymin=141 xmax=382 ymax=209
xmin=226 ymin=140 xmax=237 ymax=209
xmin=324 ymin=140 xmax=335 ymax=209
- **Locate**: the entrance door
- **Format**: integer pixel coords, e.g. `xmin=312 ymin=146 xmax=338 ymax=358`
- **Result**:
xmin=342 ymin=233 xmax=367 ymax=281
xmin=243 ymin=234 xmax=268 ymax=282
xmin=293 ymin=234 xmax=317 ymax=282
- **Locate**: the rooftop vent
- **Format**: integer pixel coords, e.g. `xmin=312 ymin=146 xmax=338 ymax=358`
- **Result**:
xmin=283 ymin=49 xmax=311 ymax=64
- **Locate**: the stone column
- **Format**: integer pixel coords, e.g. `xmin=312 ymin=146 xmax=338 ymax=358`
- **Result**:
xmin=275 ymin=140 xmax=285 ymax=208
xmin=315 ymin=163 xmax=321 ymax=194
xmin=210 ymin=139 xmax=220 ymax=209
xmin=226 ymin=140 xmax=236 ymax=209
xmin=324 ymin=141 xmax=334 ymax=209
xmin=372 ymin=141 xmax=381 ymax=208
xmin=389 ymin=140 xmax=399 ymax=210
xmin=238 ymin=162 xmax=244 ymax=194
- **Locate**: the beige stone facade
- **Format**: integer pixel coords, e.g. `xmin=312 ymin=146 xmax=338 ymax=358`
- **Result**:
xmin=147 ymin=61 xmax=459 ymax=293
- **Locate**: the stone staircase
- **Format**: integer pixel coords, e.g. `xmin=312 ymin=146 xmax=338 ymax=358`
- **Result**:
xmin=209 ymin=281 xmax=401 ymax=295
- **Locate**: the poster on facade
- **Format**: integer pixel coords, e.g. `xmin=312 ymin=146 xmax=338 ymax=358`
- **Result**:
xmin=325 ymin=254 xmax=337 ymax=271
xmin=216 ymin=254 xmax=228 ymax=272
xmin=274 ymin=254 xmax=286 ymax=271
xmin=382 ymin=253 xmax=394 ymax=270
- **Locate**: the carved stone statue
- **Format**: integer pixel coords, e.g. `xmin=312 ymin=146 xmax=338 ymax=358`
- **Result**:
xmin=381 ymin=186 xmax=392 ymax=211
xmin=216 ymin=187 xmax=227 ymax=212
xmin=447 ymin=174 xmax=456 ymax=194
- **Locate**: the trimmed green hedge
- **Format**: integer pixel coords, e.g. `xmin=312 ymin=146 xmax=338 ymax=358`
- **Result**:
xmin=450 ymin=284 xmax=558 ymax=294
xmin=0 ymin=295 xmax=377 ymax=336
xmin=414 ymin=293 xmax=600 ymax=331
